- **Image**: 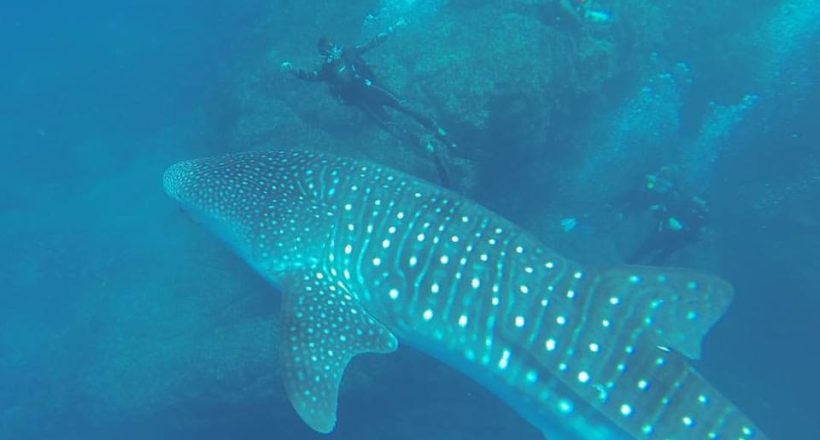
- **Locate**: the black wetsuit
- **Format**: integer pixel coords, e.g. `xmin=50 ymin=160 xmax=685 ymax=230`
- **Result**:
xmin=290 ymin=33 xmax=454 ymax=187
xmin=291 ymin=33 xmax=441 ymax=136
xmin=629 ymin=196 xmax=709 ymax=265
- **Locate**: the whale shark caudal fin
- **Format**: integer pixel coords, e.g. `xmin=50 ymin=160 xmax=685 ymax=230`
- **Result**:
xmin=592 ymin=266 xmax=734 ymax=360
xmin=278 ymin=271 xmax=399 ymax=433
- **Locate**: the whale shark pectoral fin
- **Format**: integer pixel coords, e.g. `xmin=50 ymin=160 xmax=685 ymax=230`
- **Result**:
xmin=278 ymin=271 xmax=399 ymax=433
xmin=596 ymin=267 xmax=734 ymax=360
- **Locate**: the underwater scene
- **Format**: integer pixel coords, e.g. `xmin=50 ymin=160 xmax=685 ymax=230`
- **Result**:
xmin=1 ymin=0 xmax=818 ymax=439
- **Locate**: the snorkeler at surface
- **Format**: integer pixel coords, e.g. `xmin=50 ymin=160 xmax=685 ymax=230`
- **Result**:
xmin=280 ymin=21 xmax=455 ymax=187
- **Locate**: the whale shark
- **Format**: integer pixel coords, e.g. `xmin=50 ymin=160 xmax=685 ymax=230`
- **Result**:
xmin=163 ymin=150 xmax=769 ymax=439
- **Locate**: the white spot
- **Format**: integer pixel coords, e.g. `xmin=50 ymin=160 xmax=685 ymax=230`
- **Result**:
xmin=558 ymin=399 xmax=573 ymax=414
xmin=515 ymin=245 xmax=524 ymax=254
xmin=609 ymin=296 xmax=620 ymax=305
xmin=498 ymin=349 xmax=511 ymax=369
xmin=540 ymin=299 xmax=549 ymax=307
xmin=556 ymin=316 xmax=567 ymax=325
xmin=471 ymin=278 xmax=481 ymax=288
xmin=382 ymin=239 xmax=391 ymax=248
xmin=344 ymin=203 xmax=352 ymax=211
xmin=519 ymin=285 xmax=529 ymax=294
xmin=409 ymin=256 xmax=418 ymax=267
xmin=566 ymin=289 xmax=576 ymax=299
xmin=545 ymin=261 xmax=555 ymax=269
xmin=388 ymin=289 xmax=399 ymax=300
xmin=480 ymin=253 xmax=488 ymax=261
xmin=458 ymin=315 xmax=468 ymax=327
xmin=545 ymin=339 xmax=557 ymax=351
xmin=682 ymin=416 xmax=693 ymax=427
xmin=372 ymin=257 xmax=382 ymax=266
xmin=620 ymin=404 xmax=632 ymax=416
xmin=524 ymin=266 xmax=533 ymax=273
xmin=589 ymin=343 xmax=600 ymax=353
xmin=578 ymin=371 xmax=590 ymax=383
xmin=491 ymin=297 xmax=500 ymax=306
xmin=698 ymin=394 xmax=709 ymax=404
xmin=514 ymin=316 xmax=526 ymax=327
xmin=573 ymin=271 xmax=583 ymax=279
xmin=422 ymin=309 xmax=434 ymax=321
xmin=344 ymin=244 xmax=353 ymax=254
xmin=388 ymin=226 xmax=397 ymax=234
xmin=451 ymin=235 xmax=459 ymax=243
xmin=417 ymin=233 xmax=426 ymax=241
xmin=601 ymin=319 xmax=611 ymax=327
xmin=638 ymin=380 xmax=649 ymax=390
xmin=440 ymin=255 xmax=449 ymax=264
xmin=396 ymin=211 xmax=405 ymax=219
xmin=431 ymin=283 xmax=440 ymax=294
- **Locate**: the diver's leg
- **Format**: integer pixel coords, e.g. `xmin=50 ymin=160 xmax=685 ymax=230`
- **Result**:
xmin=649 ymin=232 xmax=694 ymax=265
xmin=364 ymin=85 xmax=455 ymax=188
xmin=359 ymin=102 xmax=417 ymax=146
xmin=628 ymin=233 xmax=660 ymax=265
xmin=368 ymin=85 xmax=454 ymax=145
xmin=430 ymin=146 xmax=453 ymax=189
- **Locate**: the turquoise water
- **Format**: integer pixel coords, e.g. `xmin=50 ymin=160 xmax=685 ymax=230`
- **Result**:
xmin=1 ymin=1 xmax=818 ymax=438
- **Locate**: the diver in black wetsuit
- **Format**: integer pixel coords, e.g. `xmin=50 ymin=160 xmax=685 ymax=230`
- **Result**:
xmin=629 ymin=195 xmax=709 ymax=265
xmin=625 ymin=168 xmax=710 ymax=265
xmin=280 ymin=24 xmax=455 ymax=187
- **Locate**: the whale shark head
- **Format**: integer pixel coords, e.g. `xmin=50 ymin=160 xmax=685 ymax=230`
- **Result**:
xmin=163 ymin=151 xmax=334 ymax=277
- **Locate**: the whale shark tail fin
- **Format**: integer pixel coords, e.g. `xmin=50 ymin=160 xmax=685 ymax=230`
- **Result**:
xmin=595 ymin=266 xmax=734 ymax=360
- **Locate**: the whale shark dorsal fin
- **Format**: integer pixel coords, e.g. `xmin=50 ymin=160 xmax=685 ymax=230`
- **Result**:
xmin=278 ymin=271 xmax=399 ymax=433
xmin=594 ymin=267 xmax=734 ymax=360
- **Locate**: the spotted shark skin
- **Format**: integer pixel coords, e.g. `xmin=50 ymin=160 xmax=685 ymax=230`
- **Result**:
xmin=163 ymin=150 xmax=769 ymax=440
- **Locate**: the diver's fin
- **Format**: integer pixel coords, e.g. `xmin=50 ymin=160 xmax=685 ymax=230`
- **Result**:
xmin=278 ymin=270 xmax=399 ymax=433
xmin=594 ymin=267 xmax=733 ymax=359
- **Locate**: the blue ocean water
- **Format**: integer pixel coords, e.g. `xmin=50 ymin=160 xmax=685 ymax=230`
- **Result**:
xmin=1 ymin=1 xmax=818 ymax=439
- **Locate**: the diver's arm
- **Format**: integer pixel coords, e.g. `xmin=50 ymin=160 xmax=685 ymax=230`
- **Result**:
xmin=281 ymin=62 xmax=324 ymax=81
xmin=356 ymin=18 xmax=406 ymax=54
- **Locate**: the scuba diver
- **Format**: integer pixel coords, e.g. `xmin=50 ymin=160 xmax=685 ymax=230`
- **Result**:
xmin=624 ymin=166 xmax=710 ymax=265
xmin=280 ymin=22 xmax=455 ymax=187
